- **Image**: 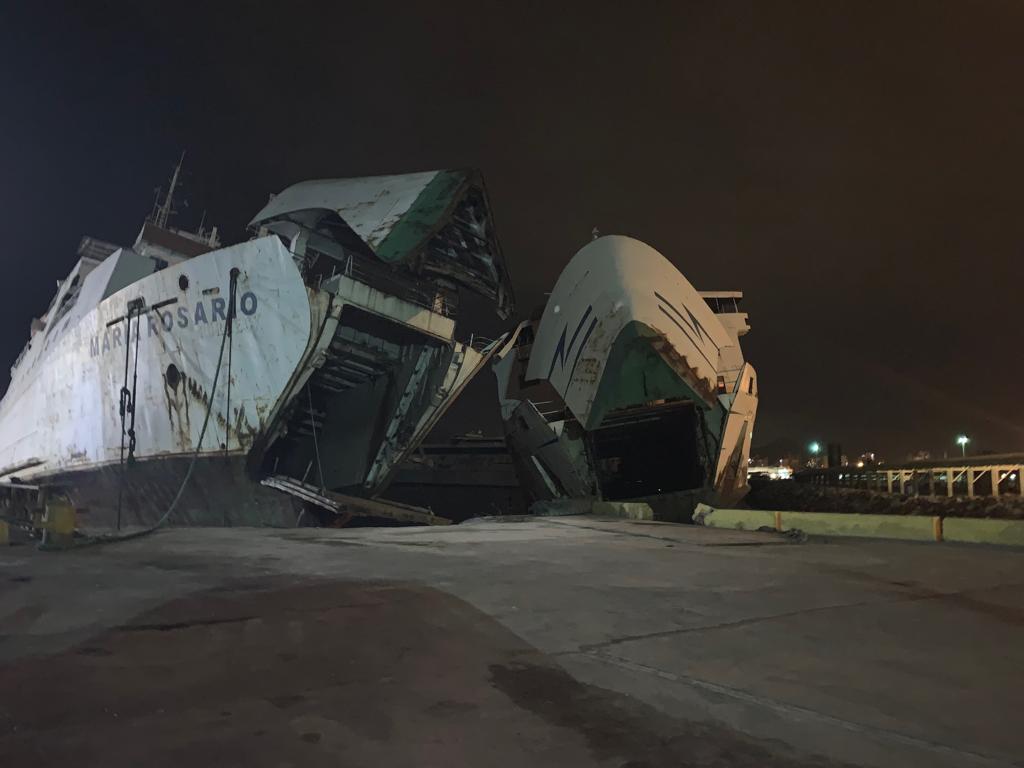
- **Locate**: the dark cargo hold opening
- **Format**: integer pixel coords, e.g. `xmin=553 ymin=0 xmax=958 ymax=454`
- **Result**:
xmin=589 ymin=401 xmax=705 ymax=500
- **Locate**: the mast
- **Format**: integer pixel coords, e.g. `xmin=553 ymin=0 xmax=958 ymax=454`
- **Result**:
xmin=153 ymin=150 xmax=185 ymax=229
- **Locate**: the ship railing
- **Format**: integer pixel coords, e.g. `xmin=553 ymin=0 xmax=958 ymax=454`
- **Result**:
xmin=468 ymin=334 xmax=496 ymax=351
xmin=327 ymin=251 xmax=457 ymax=319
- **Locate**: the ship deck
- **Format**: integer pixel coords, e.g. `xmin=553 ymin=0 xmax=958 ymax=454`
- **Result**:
xmin=2 ymin=517 xmax=1022 ymax=767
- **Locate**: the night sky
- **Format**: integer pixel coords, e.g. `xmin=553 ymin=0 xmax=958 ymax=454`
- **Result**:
xmin=2 ymin=2 xmax=1021 ymax=460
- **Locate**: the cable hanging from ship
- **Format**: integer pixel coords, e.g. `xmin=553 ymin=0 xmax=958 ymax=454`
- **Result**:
xmin=85 ymin=268 xmax=239 ymax=546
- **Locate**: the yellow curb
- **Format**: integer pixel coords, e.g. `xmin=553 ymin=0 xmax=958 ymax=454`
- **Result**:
xmin=942 ymin=517 xmax=1024 ymax=546
xmin=694 ymin=507 xmax=984 ymax=544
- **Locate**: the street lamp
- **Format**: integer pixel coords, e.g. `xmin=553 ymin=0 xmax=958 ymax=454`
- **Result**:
xmin=956 ymin=435 xmax=969 ymax=457
xmin=808 ymin=441 xmax=821 ymax=455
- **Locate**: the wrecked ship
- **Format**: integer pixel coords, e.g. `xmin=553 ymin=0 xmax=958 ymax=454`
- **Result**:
xmin=0 ymin=166 xmax=515 ymax=528
xmin=492 ymin=235 xmax=757 ymax=519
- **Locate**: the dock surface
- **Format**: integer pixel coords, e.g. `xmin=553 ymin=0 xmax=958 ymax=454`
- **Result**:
xmin=1 ymin=518 xmax=1022 ymax=767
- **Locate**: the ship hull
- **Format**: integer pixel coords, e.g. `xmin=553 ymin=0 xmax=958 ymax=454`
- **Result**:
xmin=0 ymin=168 xmax=520 ymax=531
xmin=47 ymin=455 xmax=301 ymax=531
xmin=0 ymin=233 xmax=511 ymax=530
xmin=492 ymin=236 xmax=759 ymax=518
xmin=0 ymin=236 xmax=315 ymax=482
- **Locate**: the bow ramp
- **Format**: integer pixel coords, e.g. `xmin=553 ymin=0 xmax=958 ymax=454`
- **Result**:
xmin=249 ymin=170 xmax=518 ymax=503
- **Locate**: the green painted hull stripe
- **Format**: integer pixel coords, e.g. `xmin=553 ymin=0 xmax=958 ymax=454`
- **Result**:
xmin=374 ymin=170 xmax=466 ymax=263
xmin=587 ymin=321 xmax=714 ymax=431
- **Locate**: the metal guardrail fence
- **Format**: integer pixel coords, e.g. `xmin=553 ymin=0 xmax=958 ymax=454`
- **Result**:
xmin=798 ymin=458 xmax=1024 ymax=498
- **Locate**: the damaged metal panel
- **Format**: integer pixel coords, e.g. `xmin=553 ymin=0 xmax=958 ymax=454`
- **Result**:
xmin=249 ymin=171 xmax=441 ymax=251
xmin=250 ymin=169 xmax=514 ymax=319
xmin=261 ymin=474 xmax=451 ymax=526
xmin=502 ymin=399 xmax=594 ymax=499
xmin=714 ymin=362 xmax=759 ymax=502
xmin=363 ymin=332 xmax=517 ymax=492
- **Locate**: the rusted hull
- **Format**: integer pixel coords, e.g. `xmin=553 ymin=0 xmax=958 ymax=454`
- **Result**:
xmin=0 ymin=237 xmax=315 ymax=482
xmin=50 ymin=455 xmax=301 ymax=531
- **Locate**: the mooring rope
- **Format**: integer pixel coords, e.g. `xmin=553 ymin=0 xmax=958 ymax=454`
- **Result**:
xmin=81 ymin=269 xmax=239 ymax=546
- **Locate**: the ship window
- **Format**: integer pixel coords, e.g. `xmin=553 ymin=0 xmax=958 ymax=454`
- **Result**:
xmin=179 ymin=275 xmax=189 ymax=291
xmin=748 ymin=376 xmax=755 ymax=395
xmin=704 ymin=296 xmax=741 ymax=314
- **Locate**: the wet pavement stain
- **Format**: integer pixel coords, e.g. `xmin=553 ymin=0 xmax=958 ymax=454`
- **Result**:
xmin=489 ymin=661 xmax=852 ymax=768
xmin=1 ymin=578 xmax=853 ymax=768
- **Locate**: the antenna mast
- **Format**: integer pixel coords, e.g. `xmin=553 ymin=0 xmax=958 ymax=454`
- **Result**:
xmin=153 ymin=150 xmax=185 ymax=229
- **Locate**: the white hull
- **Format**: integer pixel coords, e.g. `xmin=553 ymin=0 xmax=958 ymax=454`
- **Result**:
xmin=493 ymin=236 xmax=758 ymax=516
xmin=0 ymin=236 xmax=310 ymax=481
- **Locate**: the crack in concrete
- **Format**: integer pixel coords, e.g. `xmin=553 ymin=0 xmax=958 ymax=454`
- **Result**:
xmin=542 ymin=518 xmax=777 ymax=547
xmin=571 ymin=599 xmax=881 ymax=653
xmin=116 ymin=615 xmax=257 ymax=632
xmin=570 ymin=580 xmax=1024 ymax=654
xmin=573 ymin=651 xmax=1017 ymax=768
xmin=112 ymin=593 xmax=422 ymax=634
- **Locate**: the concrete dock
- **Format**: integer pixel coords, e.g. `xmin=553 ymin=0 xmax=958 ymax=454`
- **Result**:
xmin=1 ymin=517 xmax=1022 ymax=767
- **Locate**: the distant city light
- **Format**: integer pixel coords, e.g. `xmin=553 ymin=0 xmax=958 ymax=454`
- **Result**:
xmin=956 ymin=434 xmax=969 ymax=457
xmin=748 ymin=465 xmax=793 ymax=481
xmin=856 ymin=461 xmax=865 ymax=468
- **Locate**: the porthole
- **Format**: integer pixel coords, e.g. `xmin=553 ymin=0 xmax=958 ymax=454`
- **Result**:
xmin=166 ymin=363 xmax=181 ymax=390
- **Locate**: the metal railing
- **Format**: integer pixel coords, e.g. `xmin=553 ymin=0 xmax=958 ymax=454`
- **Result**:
xmin=321 ymin=249 xmax=458 ymax=318
xmin=798 ymin=459 xmax=1024 ymax=498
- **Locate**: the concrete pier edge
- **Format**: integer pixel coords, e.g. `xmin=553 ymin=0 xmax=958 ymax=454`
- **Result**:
xmin=694 ymin=504 xmax=1024 ymax=546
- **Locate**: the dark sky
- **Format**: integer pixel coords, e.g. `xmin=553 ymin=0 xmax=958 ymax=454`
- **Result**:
xmin=2 ymin=1 xmax=1022 ymax=460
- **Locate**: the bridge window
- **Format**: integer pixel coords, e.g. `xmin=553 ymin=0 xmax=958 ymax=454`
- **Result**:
xmin=704 ymin=296 xmax=740 ymax=314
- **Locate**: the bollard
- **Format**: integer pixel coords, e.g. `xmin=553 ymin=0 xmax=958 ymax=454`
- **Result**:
xmin=39 ymin=498 xmax=76 ymax=550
